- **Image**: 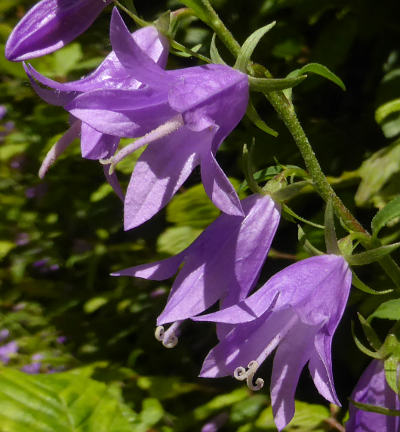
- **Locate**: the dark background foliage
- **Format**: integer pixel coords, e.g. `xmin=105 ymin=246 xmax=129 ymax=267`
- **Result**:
xmin=1 ymin=0 xmax=400 ymax=430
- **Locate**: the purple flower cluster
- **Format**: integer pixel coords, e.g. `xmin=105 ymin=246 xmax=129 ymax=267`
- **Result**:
xmin=5 ymin=2 xmax=377 ymax=430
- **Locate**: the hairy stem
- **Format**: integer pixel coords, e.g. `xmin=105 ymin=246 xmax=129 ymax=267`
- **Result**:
xmin=200 ymin=1 xmax=400 ymax=287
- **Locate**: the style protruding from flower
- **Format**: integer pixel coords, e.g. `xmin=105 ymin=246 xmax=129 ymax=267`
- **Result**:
xmin=6 ymin=0 xmax=112 ymax=61
xmin=347 ymin=359 xmax=400 ymax=431
xmin=61 ymin=8 xmax=249 ymax=229
xmin=113 ymin=194 xmax=281 ymax=337
xmin=193 ymin=254 xmax=352 ymax=431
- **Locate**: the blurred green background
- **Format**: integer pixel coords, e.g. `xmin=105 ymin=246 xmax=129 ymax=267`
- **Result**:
xmin=1 ymin=0 xmax=400 ymax=430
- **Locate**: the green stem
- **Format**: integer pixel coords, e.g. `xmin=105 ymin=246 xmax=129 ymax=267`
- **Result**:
xmin=200 ymin=0 xmax=241 ymax=57
xmin=198 ymin=1 xmax=400 ymax=287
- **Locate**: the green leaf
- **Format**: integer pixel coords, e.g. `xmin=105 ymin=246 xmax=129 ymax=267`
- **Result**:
xmin=256 ymin=401 xmax=330 ymax=431
xmin=376 ymin=98 xmax=400 ymax=124
xmin=210 ymin=33 xmax=226 ymax=64
xmin=384 ymin=350 xmax=400 ymax=394
xmin=358 ymin=313 xmax=382 ymax=351
xmin=369 ymin=299 xmax=400 ymax=321
xmin=324 ymin=199 xmax=340 ymax=254
xmin=166 ymin=183 xmax=220 ymax=229
xmin=139 ymin=398 xmax=164 ymax=427
xmin=249 ymin=74 xmax=307 ymax=92
xmin=346 ymin=242 xmax=400 ymax=266
xmin=0 ymin=367 xmax=136 ymax=432
xmin=288 ymin=62 xmax=346 ymax=91
xmin=350 ymin=399 xmax=400 ymax=416
xmin=178 ymin=0 xmax=214 ymax=26
xmin=234 ymin=22 xmax=276 ymax=72
xmin=355 ymin=139 xmax=400 ymax=207
xmin=230 ymin=394 xmax=268 ymax=423
xmin=245 ymin=100 xmax=278 ymax=137
xmin=372 ymin=196 xmax=400 ymax=238
xmin=351 ymin=271 xmax=392 ymax=295
xmin=157 ymin=226 xmax=202 ymax=255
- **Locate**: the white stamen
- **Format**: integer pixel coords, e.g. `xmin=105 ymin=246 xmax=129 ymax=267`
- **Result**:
xmin=154 ymin=322 xmax=181 ymax=349
xmin=109 ymin=114 xmax=184 ymax=174
xmin=234 ymin=360 xmax=264 ymax=391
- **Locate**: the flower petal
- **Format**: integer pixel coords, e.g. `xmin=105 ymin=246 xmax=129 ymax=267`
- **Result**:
xmin=110 ymin=8 xmax=172 ymax=88
xmin=124 ymin=126 xmax=205 ymax=230
xmin=23 ymin=26 xmax=169 ymax=94
xmin=271 ymin=321 xmax=317 ymax=431
xmin=200 ymin=150 xmax=244 ymax=217
xmin=103 ymin=164 xmax=124 ymax=202
xmin=80 ymin=123 xmax=119 ymax=160
xmin=199 ymin=309 xmax=295 ymax=378
xmin=308 ymin=331 xmax=340 ymax=406
xmin=6 ymin=0 xmax=111 ymax=61
xmin=66 ymin=88 xmax=174 ymax=137
xmin=112 ymin=253 xmax=184 ymax=281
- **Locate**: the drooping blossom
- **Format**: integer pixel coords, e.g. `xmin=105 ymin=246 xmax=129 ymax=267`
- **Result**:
xmin=24 ymin=18 xmax=169 ymax=197
xmin=0 ymin=341 xmax=18 ymax=364
xmin=57 ymin=8 xmax=249 ymax=229
xmin=6 ymin=0 xmax=112 ymax=61
xmin=113 ymin=194 xmax=281 ymax=343
xmin=346 ymin=360 xmax=400 ymax=431
xmin=193 ymin=254 xmax=352 ymax=431
xmin=21 ymin=354 xmax=44 ymax=374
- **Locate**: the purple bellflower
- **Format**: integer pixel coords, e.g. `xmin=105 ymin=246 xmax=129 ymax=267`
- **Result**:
xmin=347 ymin=360 xmax=400 ymax=431
xmin=113 ymin=194 xmax=281 ymax=344
xmin=24 ymin=20 xmax=169 ymax=201
xmin=6 ymin=0 xmax=111 ymax=61
xmin=0 ymin=341 xmax=18 ymax=364
xmin=193 ymin=254 xmax=352 ymax=431
xmin=56 ymin=8 xmax=249 ymax=229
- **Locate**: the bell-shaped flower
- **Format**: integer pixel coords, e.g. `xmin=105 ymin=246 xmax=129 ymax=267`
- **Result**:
xmin=193 ymin=254 xmax=352 ymax=431
xmin=60 ymin=8 xmax=249 ymax=228
xmin=23 ymin=21 xmax=169 ymax=188
xmin=6 ymin=0 xmax=112 ymax=61
xmin=346 ymin=360 xmax=400 ymax=431
xmin=113 ymin=194 xmax=281 ymax=342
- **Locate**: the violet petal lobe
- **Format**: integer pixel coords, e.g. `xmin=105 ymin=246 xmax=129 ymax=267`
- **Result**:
xmin=110 ymin=8 xmax=172 ymax=88
xmin=347 ymin=360 xmax=400 ymax=432
xmin=80 ymin=123 xmax=119 ymax=160
xmin=200 ymin=150 xmax=244 ymax=217
xmin=66 ymin=88 xmax=174 ymax=138
xmin=6 ymin=0 xmax=111 ymax=61
xmin=271 ymin=321 xmax=318 ymax=431
xmin=112 ymin=253 xmax=185 ymax=281
xmin=123 ymin=126 xmax=206 ymax=230
xmin=23 ymin=25 xmax=169 ymax=94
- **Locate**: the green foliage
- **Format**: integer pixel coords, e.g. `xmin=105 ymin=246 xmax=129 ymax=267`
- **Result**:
xmin=0 ymin=367 xmax=137 ymax=432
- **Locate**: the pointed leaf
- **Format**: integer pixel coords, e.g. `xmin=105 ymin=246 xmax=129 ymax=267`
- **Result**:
xmin=358 ymin=313 xmax=382 ymax=351
xmin=250 ymin=74 xmax=306 ymax=92
xmin=288 ymin=62 xmax=346 ymax=91
xmin=245 ymin=100 xmax=278 ymax=136
xmin=346 ymin=242 xmax=400 ymax=266
xmin=324 ymin=199 xmax=340 ymax=254
xmin=350 ymin=399 xmax=400 ymax=416
xmin=375 ymin=98 xmax=400 ymax=124
xmin=351 ymin=270 xmax=392 ymax=295
xmin=372 ymin=196 xmax=400 ymax=238
xmin=369 ymin=299 xmax=400 ymax=321
xmin=178 ymin=0 xmax=214 ymax=26
xmin=234 ymin=22 xmax=276 ymax=72
xmin=210 ymin=33 xmax=226 ymax=65
xmin=384 ymin=354 xmax=400 ymax=394
xmin=0 ymin=367 xmax=136 ymax=432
